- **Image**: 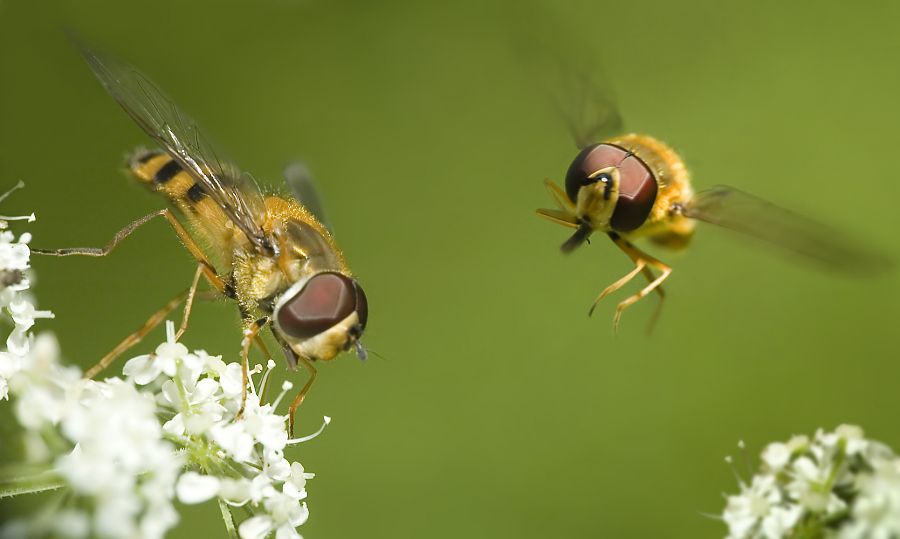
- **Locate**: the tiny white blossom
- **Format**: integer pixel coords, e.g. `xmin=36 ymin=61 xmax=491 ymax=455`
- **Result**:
xmin=822 ymin=424 xmax=868 ymax=456
xmin=724 ymin=475 xmax=800 ymax=539
xmin=761 ymin=443 xmax=791 ymax=472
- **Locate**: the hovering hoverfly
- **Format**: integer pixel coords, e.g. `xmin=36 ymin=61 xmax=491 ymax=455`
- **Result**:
xmin=532 ymin=38 xmax=888 ymax=332
xmin=35 ymin=38 xmax=368 ymax=435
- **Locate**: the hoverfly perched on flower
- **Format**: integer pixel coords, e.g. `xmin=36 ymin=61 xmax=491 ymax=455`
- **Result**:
xmin=530 ymin=29 xmax=888 ymax=332
xmin=35 ymin=37 xmax=368 ymax=435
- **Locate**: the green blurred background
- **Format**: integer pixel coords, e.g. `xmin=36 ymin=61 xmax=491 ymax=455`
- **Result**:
xmin=2 ymin=0 xmax=900 ymax=537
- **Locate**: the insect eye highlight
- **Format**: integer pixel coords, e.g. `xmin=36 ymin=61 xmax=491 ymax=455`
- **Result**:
xmin=578 ymin=172 xmax=614 ymax=201
xmin=276 ymin=272 xmax=359 ymax=339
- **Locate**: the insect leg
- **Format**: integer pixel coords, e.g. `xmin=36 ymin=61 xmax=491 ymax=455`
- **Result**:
xmin=236 ymin=306 xmax=275 ymax=401
xmin=84 ymin=288 xmax=187 ymax=379
xmin=637 ymin=265 xmax=666 ymax=335
xmin=32 ymin=210 xmax=172 ymax=257
xmin=611 ymin=236 xmax=668 ymax=334
xmin=174 ymin=263 xmax=204 ymax=341
xmin=588 ymin=259 xmax=646 ymax=316
xmin=237 ymin=317 xmax=269 ymax=420
xmin=254 ymin=336 xmax=275 ymax=403
xmin=608 ymin=234 xmax=671 ymax=333
xmin=543 ymin=179 xmax=575 ymax=212
xmin=536 ymin=179 xmax=579 ymax=228
xmin=32 ymin=209 xmax=235 ymax=298
xmin=536 ymin=208 xmax=579 ymax=228
xmin=84 ymin=262 xmax=212 ymax=379
xmin=288 ymin=355 xmax=318 ymax=438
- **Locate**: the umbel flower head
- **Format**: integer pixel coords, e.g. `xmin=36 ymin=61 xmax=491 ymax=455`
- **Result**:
xmin=0 ymin=201 xmax=326 ymax=539
xmin=722 ymin=426 xmax=900 ymax=539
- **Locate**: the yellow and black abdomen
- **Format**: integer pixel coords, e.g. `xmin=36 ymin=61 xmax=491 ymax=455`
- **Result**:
xmin=130 ymin=149 xmax=198 ymax=203
xmin=128 ymin=149 xmax=233 ymax=259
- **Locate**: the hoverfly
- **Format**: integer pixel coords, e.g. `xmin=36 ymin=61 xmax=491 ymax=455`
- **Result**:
xmin=533 ymin=38 xmax=888 ymax=332
xmin=35 ymin=39 xmax=368 ymax=435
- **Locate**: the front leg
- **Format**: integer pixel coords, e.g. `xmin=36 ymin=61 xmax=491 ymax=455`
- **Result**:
xmin=237 ymin=317 xmax=269 ymax=419
xmin=606 ymin=232 xmax=672 ymax=334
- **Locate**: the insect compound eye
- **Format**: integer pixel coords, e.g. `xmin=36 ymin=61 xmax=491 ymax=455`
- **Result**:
xmin=353 ymin=282 xmax=368 ymax=332
xmin=565 ymin=143 xmax=629 ymax=202
xmin=277 ymin=272 xmax=364 ymax=339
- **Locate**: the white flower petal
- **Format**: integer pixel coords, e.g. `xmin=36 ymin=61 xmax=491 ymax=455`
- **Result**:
xmin=123 ymin=355 xmax=161 ymax=385
xmin=184 ymin=412 xmax=216 ymax=434
xmin=210 ymin=423 xmax=255 ymax=462
xmin=219 ymin=362 xmax=244 ymax=396
xmin=289 ymin=462 xmax=309 ymax=491
xmin=762 ymin=442 xmax=790 ymax=471
xmin=192 ymin=377 xmax=220 ymax=403
xmin=219 ymin=478 xmax=252 ymax=506
xmin=155 ymin=341 xmax=188 ymax=361
xmin=162 ymin=414 xmax=186 ymax=437
xmin=239 ymin=515 xmax=273 ymax=539
xmin=275 ymin=522 xmax=303 ymax=539
xmin=160 ymin=380 xmax=182 ymax=407
xmin=176 ymin=472 xmax=220 ymax=504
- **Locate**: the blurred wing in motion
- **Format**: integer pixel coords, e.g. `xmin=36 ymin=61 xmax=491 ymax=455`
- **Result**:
xmin=283 ymin=162 xmax=333 ymax=234
xmin=72 ymin=35 xmax=273 ymax=255
xmin=686 ymin=186 xmax=892 ymax=275
xmin=553 ymin=63 xmax=624 ymax=150
xmin=510 ymin=2 xmax=624 ymax=149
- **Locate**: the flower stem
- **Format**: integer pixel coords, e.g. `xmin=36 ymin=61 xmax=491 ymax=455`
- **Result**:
xmin=0 ymin=470 xmax=66 ymax=499
xmin=218 ymin=497 xmax=239 ymax=539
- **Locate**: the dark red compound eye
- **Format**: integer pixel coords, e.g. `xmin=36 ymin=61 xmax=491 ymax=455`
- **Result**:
xmin=277 ymin=272 xmax=366 ymax=339
xmin=354 ymin=282 xmax=368 ymax=331
xmin=565 ymin=142 xmax=658 ymax=232
xmin=565 ymin=143 xmax=627 ymax=202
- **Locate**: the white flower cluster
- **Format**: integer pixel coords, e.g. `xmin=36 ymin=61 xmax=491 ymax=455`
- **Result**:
xmin=0 ymin=212 xmax=52 ymax=401
xmin=124 ymin=328 xmax=322 ymax=539
xmin=722 ymin=425 xmax=900 ymax=539
xmin=0 ymin=207 xmax=323 ymax=539
xmin=8 ymin=337 xmax=183 ymax=538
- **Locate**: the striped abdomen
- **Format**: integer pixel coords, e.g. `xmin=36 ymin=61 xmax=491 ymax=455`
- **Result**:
xmin=128 ymin=149 xmax=233 ymax=259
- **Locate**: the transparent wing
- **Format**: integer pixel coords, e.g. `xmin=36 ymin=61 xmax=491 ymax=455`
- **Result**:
xmin=686 ymin=186 xmax=892 ymax=275
xmin=72 ymin=35 xmax=273 ymax=255
xmin=283 ymin=162 xmax=333 ymax=234
xmin=510 ymin=2 xmax=624 ymax=149
xmin=553 ymin=63 xmax=624 ymax=149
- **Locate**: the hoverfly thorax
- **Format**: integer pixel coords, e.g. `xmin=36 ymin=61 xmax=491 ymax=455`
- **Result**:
xmin=277 ymin=220 xmax=345 ymax=280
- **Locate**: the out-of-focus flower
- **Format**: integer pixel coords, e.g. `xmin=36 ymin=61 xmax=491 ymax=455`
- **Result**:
xmin=723 ymin=474 xmax=803 ymax=539
xmin=721 ymin=426 xmax=900 ymax=539
xmin=0 ymin=203 xmax=325 ymax=539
